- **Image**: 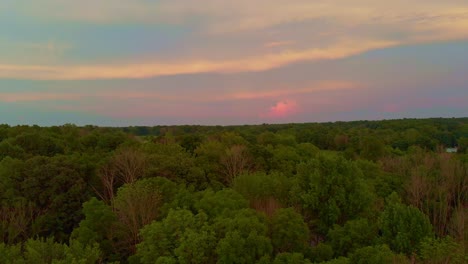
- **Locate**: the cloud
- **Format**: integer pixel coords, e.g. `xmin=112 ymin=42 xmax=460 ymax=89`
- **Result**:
xmin=0 ymin=40 xmax=395 ymax=80
xmin=0 ymin=92 xmax=81 ymax=102
xmin=0 ymin=80 xmax=359 ymax=105
xmin=3 ymin=1 xmax=468 ymax=80
xmin=263 ymin=100 xmax=298 ymax=118
xmin=265 ymin=41 xmax=296 ymax=48
xmin=222 ymin=81 xmax=359 ymax=100
xmin=14 ymin=1 xmax=468 ymax=34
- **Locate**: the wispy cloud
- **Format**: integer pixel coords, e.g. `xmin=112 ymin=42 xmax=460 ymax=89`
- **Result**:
xmin=2 ymin=1 xmax=468 ymax=81
xmin=15 ymin=1 xmax=468 ymax=35
xmin=0 ymin=92 xmax=81 ymax=102
xmin=264 ymin=41 xmax=296 ymax=48
xmin=0 ymin=40 xmax=395 ymax=80
xmin=221 ymin=81 xmax=359 ymax=100
xmin=0 ymin=80 xmax=359 ymax=104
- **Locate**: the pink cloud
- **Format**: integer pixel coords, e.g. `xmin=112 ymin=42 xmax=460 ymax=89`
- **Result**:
xmin=263 ymin=100 xmax=298 ymax=118
xmin=224 ymin=81 xmax=358 ymax=101
xmin=0 ymin=92 xmax=81 ymax=102
xmin=0 ymin=81 xmax=361 ymax=105
xmin=0 ymin=40 xmax=396 ymax=80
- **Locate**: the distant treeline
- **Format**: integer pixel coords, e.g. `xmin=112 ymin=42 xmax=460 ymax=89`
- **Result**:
xmin=118 ymin=117 xmax=468 ymax=152
xmin=0 ymin=118 xmax=466 ymax=263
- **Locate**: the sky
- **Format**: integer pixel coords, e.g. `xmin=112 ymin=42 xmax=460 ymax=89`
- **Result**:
xmin=1 ymin=0 xmax=468 ymax=126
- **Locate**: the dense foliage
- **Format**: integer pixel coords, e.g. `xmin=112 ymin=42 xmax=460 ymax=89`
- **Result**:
xmin=0 ymin=118 xmax=466 ymax=263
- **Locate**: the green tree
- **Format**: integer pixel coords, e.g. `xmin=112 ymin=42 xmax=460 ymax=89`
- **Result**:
xmin=270 ymin=208 xmax=310 ymax=254
xmin=457 ymin=137 xmax=468 ymax=153
xmin=379 ymin=193 xmax=433 ymax=254
xmin=174 ymin=227 xmax=217 ymax=264
xmin=214 ymin=209 xmax=273 ymax=263
xmin=349 ymin=245 xmax=408 ymax=264
xmin=194 ymin=140 xmax=226 ymax=186
xmin=0 ymin=155 xmax=93 ymax=241
xmin=273 ymin=252 xmax=312 ymax=264
xmin=418 ymin=236 xmax=467 ymax=264
xmin=232 ymin=172 xmax=291 ymax=216
xmin=213 ymin=209 xmax=270 ymax=239
xmin=269 ymin=145 xmax=301 ymax=176
xmin=317 ymin=257 xmax=349 ymax=264
xmin=195 ymin=189 xmax=248 ymax=218
xmin=71 ymin=198 xmax=118 ymax=261
xmin=54 ymin=240 xmax=102 ymax=264
xmin=194 ymin=132 xmax=249 ymax=186
xmin=1 ymin=238 xmax=101 ymax=264
xmin=0 ymin=243 xmax=23 ymax=264
xmin=216 ymin=230 xmax=272 ymax=264
xmin=358 ymin=135 xmax=386 ymax=161
xmin=0 ymin=140 xmax=25 ymax=161
xmin=11 ymin=131 xmax=64 ymax=157
xmin=143 ymin=142 xmax=195 ymax=182
xmin=136 ymin=209 xmax=209 ymax=264
xmin=310 ymin=243 xmax=334 ymax=263
xmin=293 ymin=154 xmax=374 ymax=233
xmin=327 ymin=218 xmax=378 ymax=257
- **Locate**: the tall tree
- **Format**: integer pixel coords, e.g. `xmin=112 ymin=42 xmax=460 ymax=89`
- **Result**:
xmin=293 ymin=154 xmax=374 ymax=234
xmin=379 ymin=193 xmax=433 ymax=255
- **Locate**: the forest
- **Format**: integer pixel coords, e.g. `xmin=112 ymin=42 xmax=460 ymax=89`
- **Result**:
xmin=0 ymin=117 xmax=466 ymax=263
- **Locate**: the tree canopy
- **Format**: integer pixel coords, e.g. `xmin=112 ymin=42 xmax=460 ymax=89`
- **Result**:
xmin=0 ymin=118 xmax=467 ymax=263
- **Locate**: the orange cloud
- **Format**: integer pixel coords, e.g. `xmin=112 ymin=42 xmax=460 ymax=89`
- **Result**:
xmin=7 ymin=0 xmax=468 ymax=78
xmin=0 ymin=40 xmax=396 ymax=80
xmin=264 ymin=41 xmax=296 ymax=48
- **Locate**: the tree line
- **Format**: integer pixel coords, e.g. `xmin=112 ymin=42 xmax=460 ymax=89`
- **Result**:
xmin=0 ymin=118 xmax=466 ymax=263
